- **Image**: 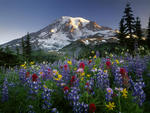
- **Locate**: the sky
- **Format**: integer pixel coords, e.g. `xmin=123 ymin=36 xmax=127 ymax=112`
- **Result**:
xmin=0 ymin=0 xmax=150 ymax=44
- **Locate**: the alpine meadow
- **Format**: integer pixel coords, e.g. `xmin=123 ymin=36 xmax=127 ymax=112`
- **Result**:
xmin=0 ymin=0 xmax=150 ymax=113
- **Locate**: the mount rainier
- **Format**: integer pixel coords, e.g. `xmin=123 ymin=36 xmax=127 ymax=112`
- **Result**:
xmin=1 ymin=16 xmax=117 ymax=51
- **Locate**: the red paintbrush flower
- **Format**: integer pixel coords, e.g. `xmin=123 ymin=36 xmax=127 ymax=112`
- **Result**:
xmin=86 ymin=82 xmax=89 ymax=86
xmin=112 ymin=93 xmax=117 ymax=97
xmin=63 ymin=86 xmax=69 ymax=91
xmin=79 ymin=62 xmax=85 ymax=69
xmin=120 ymin=68 xmax=126 ymax=75
xmin=32 ymin=73 xmax=38 ymax=81
xmin=89 ymin=103 xmax=96 ymax=113
xmin=88 ymin=60 xmax=92 ymax=64
xmin=26 ymin=72 xmax=30 ymax=78
xmin=64 ymin=64 xmax=68 ymax=70
xmin=71 ymin=76 xmax=76 ymax=83
xmin=106 ymin=60 xmax=111 ymax=68
xmin=60 ymin=65 xmax=63 ymax=69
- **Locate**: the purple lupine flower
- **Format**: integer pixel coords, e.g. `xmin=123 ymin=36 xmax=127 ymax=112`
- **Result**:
xmin=96 ymin=69 xmax=110 ymax=89
xmin=51 ymin=108 xmax=59 ymax=113
xmin=28 ymin=105 xmax=35 ymax=113
xmin=19 ymin=69 xmax=27 ymax=84
xmin=113 ymin=67 xmax=123 ymax=87
xmin=105 ymin=88 xmax=113 ymax=102
xmin=41 ymin=85 xmax=53 ymax=110
xmin=1 ymin=78 xmax=9 ymax=102
xmin=65 ymin=87 xmax=88 ymax=112
xmin=96 ymin=51 xmax=100 ymax=58
xmin=132 ymin=82 xmax=146 ymax=106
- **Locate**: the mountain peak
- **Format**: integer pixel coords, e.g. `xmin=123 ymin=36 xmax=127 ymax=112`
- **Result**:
xmin=60 ymin=16 xmax=90 ymax=29
xmin=1 ymin=16 xmax=116 ymax=51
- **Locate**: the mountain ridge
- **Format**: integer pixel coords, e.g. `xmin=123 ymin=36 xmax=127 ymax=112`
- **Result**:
xmin=1 ymin=16 xmax=116 ymax=51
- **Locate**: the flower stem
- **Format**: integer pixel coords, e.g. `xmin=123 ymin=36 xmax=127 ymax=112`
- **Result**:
xmin=118 ymin=92 xmax=121 ymax=113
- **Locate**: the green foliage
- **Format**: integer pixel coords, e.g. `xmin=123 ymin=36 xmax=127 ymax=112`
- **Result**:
xmin=24 ymin=33 xmax=32 ymax=61
xmin=21 ymin=37 xmax=25 ymax=58
xmin=0 ymin=49 xmax=23 ymax=67
xmin=123 ymin=3 xmax=136 ymax=52
xmin=31 ymin=49 xmax=63 ymax=63
xmin=147 ymin=17 xmax=150 ymax=48
xmin=117 ymin=18 xmax=126 ymax=45
xmin=142 ymin=62 xmax=150 ymax=113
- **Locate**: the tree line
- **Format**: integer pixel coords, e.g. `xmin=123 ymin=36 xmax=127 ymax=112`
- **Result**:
xmin=117 ymin=3 xmax=150 ymax=53
xmin=0 ymin=33 xmax=32 ymax=67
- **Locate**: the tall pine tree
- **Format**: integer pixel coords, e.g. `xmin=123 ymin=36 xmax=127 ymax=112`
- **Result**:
xmin=16 ymin=46 xmax=19 ymax=56
xmin=118 ymin=18 xmax=126 ymax=46
xmin=123 ymin=3 xmax=135 ymax=52
xmin=25 ymin=33 xmax=32 ymax=61
xmin=135 ymin=17 xmax=143 ymax=46
xmin=0 ymin=45 xmax=3 ymax=52
xmin=147 ymin=17 xmax=150 ymax=48
xmin=21 ymin=38 xmax=25 ymax=59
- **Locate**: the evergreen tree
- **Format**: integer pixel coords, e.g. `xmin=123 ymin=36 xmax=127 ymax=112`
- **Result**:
xmin=25 ymin=33 xmax=32 ymax=61
xmin=118 ymin=18 xmax=126 ymax=46
xmin=135 ymin=17 xmax=143 ymax=46
xmin=147 ymin=17 xmax=150 ymax=48
xmin=16 ymin=46 xmax=19 ymax=56
xmin=0 ymin=45 xmax=3 ymax=52
xmin=123 ymin=3 xmax=135 ymax=52
xmin=5 ymin=46 xmax=12 ymax=54
xmin=21 ymin=38 xmax=25 ymax=59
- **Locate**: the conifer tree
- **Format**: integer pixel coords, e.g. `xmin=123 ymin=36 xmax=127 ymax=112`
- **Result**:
xmin=0 ymin=45 xmax=3 ymax=52
xmin=118 ymin=18 xmax=126 ymax=46
xmin=5 ymin=46 xmax=12 ymax=54
xmin=147 ymin=17 xmax=150 ymax=48
xmin=21 ymin=38 xmax=25 ymax=59
xmin=123 ymin=3 xmax=135 ymax=51
xmin=135 ymin=17 xmax=143 ymax=46
xmin=25 ymin=33 xmax=32 ymax=61
xmin=16 ymin=46 xmax=19 ymax=56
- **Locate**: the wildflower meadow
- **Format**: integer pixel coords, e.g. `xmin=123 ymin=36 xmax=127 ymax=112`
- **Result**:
xmin=0 ymin=51 xmax=150 ymax=113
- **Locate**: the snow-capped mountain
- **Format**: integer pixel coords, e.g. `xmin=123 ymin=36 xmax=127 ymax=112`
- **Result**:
xmin=1 ymin=16 xmax=116 ymax=51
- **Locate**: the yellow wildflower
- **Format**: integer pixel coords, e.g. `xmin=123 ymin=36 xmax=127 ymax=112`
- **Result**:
xmin=54 ymin=74 xmax=62 ymax=81
xmin=81 ymin=72 xmax=85 ymax=76
xmin=24 ymin=66 xmax=27 ymax=69
xmin=92 ymin=67 xmax=95 ymax=70
xmin=39 ymin=72 xmax=43 ymax=75
xmin=87 ymin=74 xmax=91 ymax=77
xmin=58 ymin=74 xmax=62 ymax=79
xmin=91 ymin=51 xmax=95 ymax=54
xmin=112 ymin=62 xmax=114 ymax=65
xmin=115 ymin=60 xmax=119 ymax=64
xmin=104 ymin=70 xmax=107 ymax=73
xmin=20 ymin=64 xmax=25 ymax=67
xmin=74 ymin=67 xmax=77 ymax=71
xmin=93 ymin=55 xmax=96 ymax=59
xmin=106 ymin=102 xmax=116 ymax=110
xmin=53 ymin=70 xmax=59 ymax=75
xmin=81 ymin=77 xmax=84 ymax=81
xmin=67 ymin=61 xmax=72 ymax=65
xmin=54 ymin=77 xmax=59 ymax=81
xmin=43 ymin=85 xmax=48 ymax=89
xmin=30 ymin=61 xmax=34 ymax=65
xmin=121 ymin=88 xmax=128 ymax=98
xmin=110 ymin=53 xmax=113 ymax=57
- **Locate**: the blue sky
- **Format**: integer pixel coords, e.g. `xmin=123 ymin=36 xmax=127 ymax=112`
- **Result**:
xmin=0 ymin=0 xmax=150 ymax=44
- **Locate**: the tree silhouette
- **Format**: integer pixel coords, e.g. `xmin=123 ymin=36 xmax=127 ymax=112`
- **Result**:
xmin=118 ymin=18 xmax=126 ymax=46
xmin=123 ymin=3 xmax=135 ymax=52
xmin=147 ymin=17 xmax=150 ymax=48
xmin=25 ymin=33 xmax=32 ymax=61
